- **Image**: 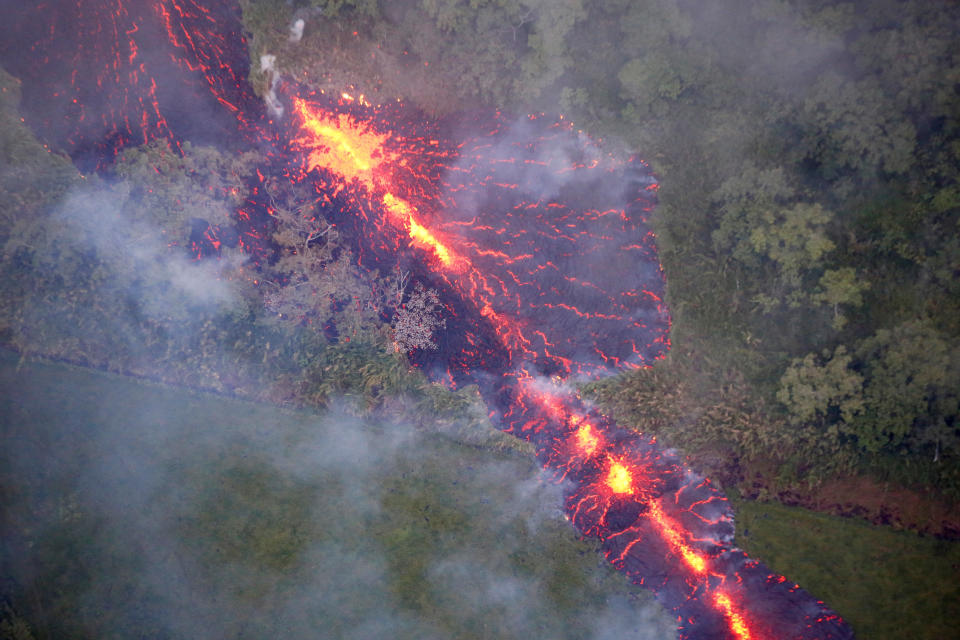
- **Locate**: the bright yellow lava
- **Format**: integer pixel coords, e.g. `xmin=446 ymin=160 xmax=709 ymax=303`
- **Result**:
xmin=647 ymin=501 xmax=707 ymax=574
xmin=605 ymin=459 xmax=634 ymax=494
xmin=713 ymin=593 xmax=753 ymax=640
xmin=383 ymin=193 xmax=454 ymax=266
xmin=294 ymin=98 xmax=457 ymax=269
xmin=294 ymin=98 xmax=391 ymax=189
xmin=575 ymin=422 xmax=599 ymax=456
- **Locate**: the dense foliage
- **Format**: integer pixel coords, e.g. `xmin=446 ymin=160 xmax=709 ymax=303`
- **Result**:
xmin=237 ymin=0 xmax=960 ymax=498
xmin=2 ymin=0 xmax=958 ymax=524
xmin=570 ymin=0 xmax=960 ymax=497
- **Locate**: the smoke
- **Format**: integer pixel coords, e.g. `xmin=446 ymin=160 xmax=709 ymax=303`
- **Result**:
xmin=684 ymin=0 xmax=847 ymax=94
xmin=441 ymin=115 xmax=609 ymax=216
xmin=2 ymin=179 xmax=250 ymax=384
xmin=260 ymin=54 xmax=284 ymax=119
xmin=0 ymin=356 xmax=677 ymax=639
xmin=426 ymin=113 xmax=666 ymax=381
xmin=289 ymin=18 xmax=305 ymax=43
xmin=589 ymin=594 xmax=677 ymax=640
xmin=52 ymin=185 xmax=243 ymax=319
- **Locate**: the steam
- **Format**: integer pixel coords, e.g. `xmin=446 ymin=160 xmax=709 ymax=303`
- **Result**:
xmin=442 ymin=116 xmax=608 ymax=214
xmin=589 ymin=595 xmax=676 ymax=640
xmin=260 ymin=54 xmax=284 ymax=119
xmin=289 ymin=18 xmax=305 ymax=43
xmin=431 ymin=113 xmax=666 ymax=382
xmin=103 ymin=188 xmax=232 ymax=292
xmin=46 ymin=184 xmax=242 ymax=321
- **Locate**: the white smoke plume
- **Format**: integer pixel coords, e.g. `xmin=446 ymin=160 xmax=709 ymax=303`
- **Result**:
xmin=260 ymin=54 xmax=284 ymax=119
xmin=0 ymin=355 xmax=678 ymax=639
xmin=289 ymin=18 xmax=305 ymax=43
xmin=51 ymin=185 xmax=243 ymax=320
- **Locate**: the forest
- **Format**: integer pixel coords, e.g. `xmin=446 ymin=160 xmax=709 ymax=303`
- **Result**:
xmin=196 ymin=0 xmax=960 ymax=518
xmin=1 ymin=0 xmax=959 ymax=637
xmin=2 ymin=0 xmax=958 ymax=544
xmin=233 ymin=0 xmax=960 ymax=512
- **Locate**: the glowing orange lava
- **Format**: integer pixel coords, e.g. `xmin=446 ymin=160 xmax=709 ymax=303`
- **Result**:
xmin=383 ymin=193 xmax=456 ymax=267
xmin=294 ymin=98 xmax=391 ymax=189
xmin=574 ymin=421 xmax=600 ymax=457
xmin=293 ymin=98 xmax=458 ymax=268
xmin=714 ymin=592 xmax=753 ymax=640
xmin=647 ymin=501 xmax=707 ymax=574
xmin=605 ymin=459 xmax=634 ymax=495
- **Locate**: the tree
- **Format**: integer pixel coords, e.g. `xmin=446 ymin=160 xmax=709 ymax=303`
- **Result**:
xmin=782 ymin=321 xmax=960 ymax=461
xmin=518 ymin=0 xmax=586 ymax=95
xmin=798 ymin=72 xmax=916 ymax=180
xmin=854 ymin=320 xmax=960 ymax=459
xmin=391 ymin=282 xmax=445 ymax=352
xmin=712 ymin=164 xmax=837 ymax=311
xmin=849 ymin=8 xmax=960 ymax=123
xmin=747 ymin=202 xmax=835 ymax=288
xmin=777 ymin=345 xmax=864 ymax=428
xmin=712 ymin=164 xmax=796 ymax=268
xmin=115 ymin=140 xmax=261 ymax=247
xmin=812 ymin=267 xmax=869 ymax=329
xmin=262 ymin=182 xmax=382 ymax=339
xmin=617 ymin=48 xmax=703 ymax=121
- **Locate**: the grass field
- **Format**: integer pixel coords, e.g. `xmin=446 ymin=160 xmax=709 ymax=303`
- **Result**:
xmin=0 ymin=351 xmax=675 ymax=639
xmin=3 ymin=350 xmax=958 ymax=640
xmin=732 ymin=494 xmax=960 ymax=639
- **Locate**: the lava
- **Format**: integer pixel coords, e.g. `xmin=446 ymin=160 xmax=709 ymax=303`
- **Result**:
xmin=1 ymin=2 xmax=856 ymax=637
xmin=646 ymin=501 xmax=707 ymax=575
xmin=383 ymin=193 xmax=458 ymax=268
xmin=573 ymin=419 xmax=600 ymax=457
xmin=606 ymin=459 xmax=635 ymax=495
xmin=292 ymin=97 xmax=459 ymax=269
xmin=714 ymin=592 xmax=754 ymax=640
xmin=294 ymin=98 xmax=393 ymax=186
xmin=0 ymin=0 xmax=258 ymax=171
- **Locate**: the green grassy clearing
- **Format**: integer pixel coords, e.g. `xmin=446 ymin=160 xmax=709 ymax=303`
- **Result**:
xmin=0 ymin=351 xmax=675 ymax=639
xmin=732 ymin=495 xmax=960 ymax=640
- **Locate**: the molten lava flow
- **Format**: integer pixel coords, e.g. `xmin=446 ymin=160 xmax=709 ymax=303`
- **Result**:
xmin=1 ymin=0 xmax=257 ymax=170
xmin=287 ymin=97 xmax=853 ymax=639
xmin=646 ymin=501 xmax=707 ymax=575
xmin=293 ymin=97 xmax=458 ymax=269
xmin=573 ymin=419 xmax=600 ymax=457
xmin=714 ymin=593 xmax=753 ymax=640
xmin=294 ymin=99 xmax=392 ymax=188
xmin=606 ymin=459 xmax=635 ymax=495
xmin=383 ymin=193 xmax=456 ymax=268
